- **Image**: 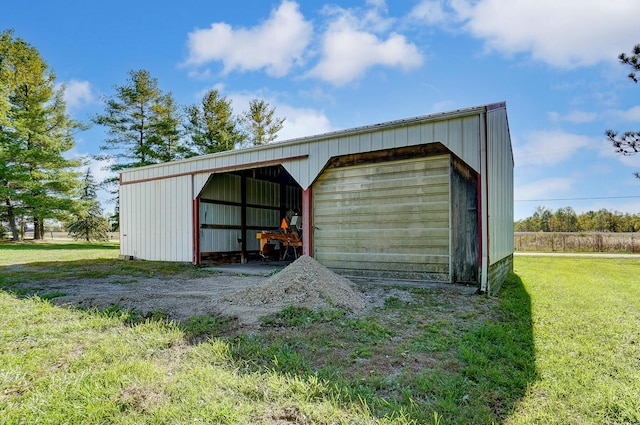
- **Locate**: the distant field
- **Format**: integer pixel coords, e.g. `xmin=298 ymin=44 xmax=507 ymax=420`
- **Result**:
xmin=515 ymin=232 xmax=640 ymax=253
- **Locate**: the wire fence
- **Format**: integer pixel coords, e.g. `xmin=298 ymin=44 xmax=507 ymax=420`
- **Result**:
xmin=514 ymin=232 xmax=640 ymax=253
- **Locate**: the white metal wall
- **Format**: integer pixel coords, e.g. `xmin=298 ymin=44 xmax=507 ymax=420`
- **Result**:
xmin=312 ymin=155 xmax=451 ymax=280
xmin=120 ymin=175 xmax=193 ymax=262
xmin=486 ymin=106 xmax=514 ymax=264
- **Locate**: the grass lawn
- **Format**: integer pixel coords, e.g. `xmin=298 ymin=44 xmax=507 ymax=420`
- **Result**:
xmin=507 ymin=255 xmax=640 ymax=424
xmin=0 ymin=239 xmax=120 ymax=265
xmin=0 ymin=242 xmax=638 ymax=424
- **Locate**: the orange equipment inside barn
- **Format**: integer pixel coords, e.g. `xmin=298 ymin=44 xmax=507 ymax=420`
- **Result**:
xmin=256 ymin=216 xmax=302 ymax=260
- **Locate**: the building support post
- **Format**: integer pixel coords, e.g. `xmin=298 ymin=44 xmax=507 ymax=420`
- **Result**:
xmin=241 ymin=173 xmax=247 ymax=264
xmin=302 ymin=187 xmax=313 ymax=257
xmin=479 ymin=112 xmax=489 ymax=293
xmin=192 ymin=197 xmax=201 ymax=265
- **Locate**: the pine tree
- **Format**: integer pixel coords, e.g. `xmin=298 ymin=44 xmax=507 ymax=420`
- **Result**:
xmin=1 ymin=30 xmax=82 ymax=240
xmin=93 ymin=69 xmax=184 ymax=171
xmin=150 ymin=93 xmax=188 ymax=162
xmin=92 ymin=69 xmax=186 ymax=227
xmin=240 ymin=99 xmax=285 ymax=146
xmin=183 ymin=89 xmax=245 ymax=156
xmin=66 ymin=168 xmax=110 ymax=242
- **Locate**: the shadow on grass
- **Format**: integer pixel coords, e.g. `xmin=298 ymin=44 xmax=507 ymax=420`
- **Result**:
xmin=455 ymin=273 xmax=536 ymax=422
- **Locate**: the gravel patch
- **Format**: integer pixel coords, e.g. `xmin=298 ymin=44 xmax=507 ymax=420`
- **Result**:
xmin=216 ymin=256 xmax=367 ymax=325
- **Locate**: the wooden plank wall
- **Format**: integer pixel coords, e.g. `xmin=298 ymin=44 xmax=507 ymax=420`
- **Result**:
xmin=313 ymin=155 xmax=451 ymax=281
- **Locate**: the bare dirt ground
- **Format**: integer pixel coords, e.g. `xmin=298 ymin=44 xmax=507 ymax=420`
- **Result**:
xmin=10 ymin=256 xmax=476 ymax=326
xmin=11 ymin=270 xmax=264 ymax=323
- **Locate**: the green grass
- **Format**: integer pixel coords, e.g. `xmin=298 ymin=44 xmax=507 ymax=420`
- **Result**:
xmin=506 ymin=256 xmax=640 ymax=424
xmin=0 ymin=240 xmax=219 ymax=292
xmin=0 ymin=240 xmax=120 ymax=265
xmin=0 ymin=241 xmax=638 ymax=423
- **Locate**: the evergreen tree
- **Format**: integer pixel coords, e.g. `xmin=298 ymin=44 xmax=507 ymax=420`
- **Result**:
xmin=92 ymin=69 xmax=186 ymax=227
xmin=66 ymin=168 xmax=110 ymax=242
xmin=605 ymin=43 xmax=640 ymax=179
xmin=150 ymin=93 xmax=188 ymax=162
xmin=183 ymin=89 xmax=245 ymax=156
xmin=93 ymin=69 xmax=185 ymax=172
xmin=240 ymin=99 xmax=285 ymax=146
xmin=1 ymin=30 xmax=82 ymax=240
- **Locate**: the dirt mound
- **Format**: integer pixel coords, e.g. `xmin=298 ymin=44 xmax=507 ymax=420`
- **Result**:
xmin=216 ymin=256 xmax=366 ymax=324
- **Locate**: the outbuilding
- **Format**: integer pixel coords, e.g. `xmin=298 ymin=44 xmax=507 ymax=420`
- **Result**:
xmin=119 ymin=102 xmax=513 ymax=294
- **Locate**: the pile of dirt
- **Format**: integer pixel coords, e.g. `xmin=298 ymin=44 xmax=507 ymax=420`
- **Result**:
xmin=216 ymin=255 xmax=366 ymax=324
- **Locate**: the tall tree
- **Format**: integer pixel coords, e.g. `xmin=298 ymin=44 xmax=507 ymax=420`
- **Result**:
xmin=183 ymin=89 xmax=245 ymax=156
xmin=0 ymin=30 xmax=82 ymax=240
xmin=92 ymin=69 xmax=185 ymax=227
xmin=240 ymin=99 xmax=285 ymax=146
xmin=149 ymin=93 xmax=188 ymax=162
xmin=93 ymin=69 xmax=185 ymax=173
xmin=66 ymin=167 xmax=110 ymax=242
xmin=605 ymin=43 xmax=640 ymax=178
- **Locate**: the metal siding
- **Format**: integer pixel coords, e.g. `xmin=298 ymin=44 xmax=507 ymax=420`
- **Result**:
xmin=434 ymin=121 xmax=449 ymax=147
xmin=407 ymin=125 xmax=421 ymax=147
xmin=120 ymin=175 xmax=192 ymax=262
xmin=487 ymin=107 xmax=514 ymax=264
xmin=371 ymin=131 xmax=383 ymax=151
xmin=193 ymin=173 xmax=210 ymax=198
xmin=200 ymin=173 xmax=241 ymax=203
xmin=382 ymin=128 xmax=394 ymax=148
xmin=395 ymin=126 xmax=408 ymax=148
xmin=199 ymin=174 xmax=282 ymax=253
xmin=462 ymin=116 xmax=480 ymax=170
xmin=200 ymin=174 xmax=242 ymax=253
xmin=118 ymin=104 xmax=506 ymax=264
xmin=358 ymin=133 xmax=370 ymax=152
xmin=313 ymin=155 xmax=451 ymax=280
xmin=121 ymin=111 xmax=484 ymax=188
xmin=420 ymin=122 xmax=435 ymax=143
xmin=446 ymin=120 xmax=463 ymax=160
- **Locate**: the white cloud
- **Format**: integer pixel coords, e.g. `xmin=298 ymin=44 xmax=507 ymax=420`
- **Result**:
xmin=184 ymin=1 xmax=312 ymax=77
xmin=607 ymin=106 xmax=640 ymax=122
xmin=548 ymin=110 xmax=598 ymax=124
xmin=308 ymin=8 xmax=423 ymax=86
xmin=515 ymin=177 xmax=576 ymax=201
xmin=62 ymin=80 xmax=95 ymax=111
xmin=225 ymin=90 xmax=332 ymax=143
xmin=414 ymin=0 xmax=640 ymax=68
xmin=408 ymin=0 xmax=453 ymax=25
xmin=274 ymin=105 xmax=333 ymax=141
xmin=514 ymin=130 xmax=594 ymax=166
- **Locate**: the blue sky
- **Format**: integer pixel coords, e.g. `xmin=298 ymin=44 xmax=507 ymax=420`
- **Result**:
xmin=3 ymin=0 xmax=640 ymax=220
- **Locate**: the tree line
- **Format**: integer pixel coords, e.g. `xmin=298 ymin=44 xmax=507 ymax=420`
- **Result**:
xmin=515 ymin=206 xmax=640 ymax=233
xmin=1 ymin=30 xmax=284 ymax=241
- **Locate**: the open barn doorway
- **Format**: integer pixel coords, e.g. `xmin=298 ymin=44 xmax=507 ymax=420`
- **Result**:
xmin=196 ymin=164 xmax=303 ymax=265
